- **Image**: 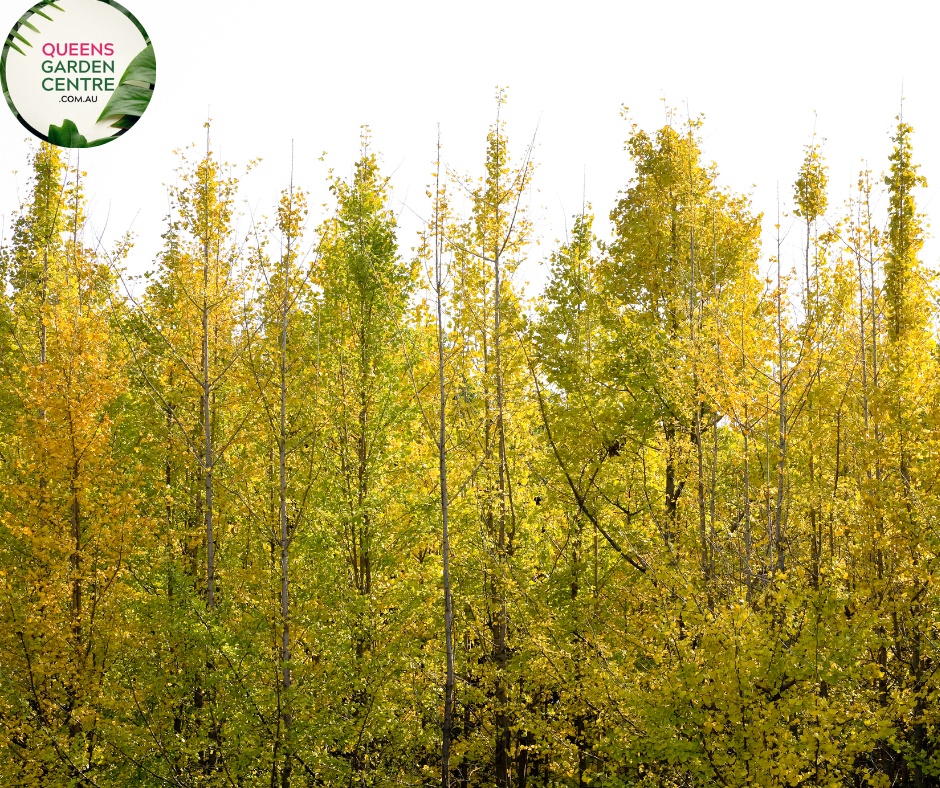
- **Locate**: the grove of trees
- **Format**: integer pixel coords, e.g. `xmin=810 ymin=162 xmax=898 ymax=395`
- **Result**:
xmin=2 ymin=100 xmax=940 ymax=787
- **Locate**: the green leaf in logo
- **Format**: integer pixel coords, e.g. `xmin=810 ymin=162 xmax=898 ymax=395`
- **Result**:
xmin=48 ymin=119 xmax=87 ymax=147
xmin=97 ymin=44 xmax=155 ymax=127
xmin=48 ymin=119 xmax=113 ymax=148
xmin=5 ymin=1 xmax=65 ymax=56
xmin=117 ymin=43 xmax=155 ymax=85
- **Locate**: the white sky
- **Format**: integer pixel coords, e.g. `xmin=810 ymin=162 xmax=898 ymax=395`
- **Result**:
xmin=2 ymin=0 xmax=939 ymax=295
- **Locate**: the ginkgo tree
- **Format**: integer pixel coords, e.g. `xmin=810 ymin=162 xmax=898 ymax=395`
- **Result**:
xmin=2 ymin=102 xmax=940 ymax=788
xmin=0 ymin=145 xmax=151 ymax=786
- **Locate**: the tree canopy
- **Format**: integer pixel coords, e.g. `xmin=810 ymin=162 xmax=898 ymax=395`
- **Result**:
xmin=1 ymin=107 xmax=939 ymax=788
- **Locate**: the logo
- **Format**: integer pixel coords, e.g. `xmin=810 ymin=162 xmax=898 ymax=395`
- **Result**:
xmin=1 ymin=0 xmax=155 ymax=148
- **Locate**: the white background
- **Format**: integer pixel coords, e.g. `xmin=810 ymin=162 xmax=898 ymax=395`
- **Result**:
xmin=1 ymin=0 xmax=938 ymax=292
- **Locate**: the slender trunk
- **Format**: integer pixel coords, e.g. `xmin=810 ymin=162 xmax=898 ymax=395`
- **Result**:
xmin=202 ymin=139 xmax=215 ymax=613
xmin=203 ymin=267 xmax=215 ymax=610
xmin=593 ymin=526 xmax=599 ymax=597
xmin=912 ymin=623 xmax=926 ymax=788
xmin=200 ymin=141 xmax=218 ymax=776
xmin=38 ymin=225 xmax=49 ymax=522
xmin=858 ymin=244 xmax=869 ymax=438
xmin=695 ymin=411 xmax=706 ymax=576
xmin=68 ymin=436 xmax=83 ymax=738
xmin=166 ymin=386 xmax=175 ymax=601
xmin=493 ymin=242 xmax=510 ymax=788
xmin=40 ymin=251 xmax=48 ymax=365
xmin=740 ymin=270 xmax=751 ymax=597
xmin=70 ymin=458 xmax=82 ymax=641
xmin=664 ymin=195 xmax=679 ymax=547
xmin=805 ymin=218 xmax=812 ymax=316
xmin=688 ymin=160 xmax=707 ymax=581
xmin=766 ymin=391 xmax=773 ymax=572
xmin=357 ymin=397 xmax=371 ymax=598
xmin=865 ymin=176 xmax=889 ymax=718
xmin=462 ymin=631 xmax=472 ymax=788
xmin=774 ymin=195 xmax=787 ymax=574
xmin=664 ymin=421 xmax=678 ymax=543
xmin=709 ymin=218 xmax=718 ymax=583
xmin=279 ymin=194 xmax=293 ymax=788
xmin=435 ymin=132 xmax=455 ymax=788
xmin=691 ymin=234 xmax=707 ymax=581
xmin=743 ymin=404 xmax=751 ymax=598
xmin=570 ymin=526 xmax=586 ymax=788
xmin=492 ymin=130 xmax=511 ymax=786
xmin=805 ymin=216 xmax=820 ymax=587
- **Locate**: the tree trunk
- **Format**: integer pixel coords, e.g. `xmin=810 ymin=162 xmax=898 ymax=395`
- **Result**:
xmin=279 ymin=231 xmax=293 ymax=788
xmin=493 ymin=242 xmax=511 ymax=788
xmin=434 ymin=137 xmax=456 ymax=788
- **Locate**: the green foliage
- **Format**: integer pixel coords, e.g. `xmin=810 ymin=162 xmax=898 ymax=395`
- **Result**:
xmin=46 ymin=119 xmax=114 ymax=148
xmin=4 ymin=2 xmax=66 ymax=58
xmin=96 ymin=45 xmax=156 ymax=133
xmin=1 ymin=105 xmax=940 ymax=788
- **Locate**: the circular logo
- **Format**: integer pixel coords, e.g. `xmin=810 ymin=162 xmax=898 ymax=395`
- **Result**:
xmin=1 ymin=0 xmax=155 ymax=148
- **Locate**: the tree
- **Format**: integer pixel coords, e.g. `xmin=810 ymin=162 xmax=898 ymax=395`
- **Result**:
xmin=879 ymin=116 xmax=937 ymax=788
xmin=313 ymin=131 xmax=434 ymax=785
xmin=445 ymin=94 xmax=539 ymax=787
xmin=0 ymin=145 xmax=148 ymax=786
xmin=240 ymin=172 xmax=317 ymax=788
xmin=122 ymin=132 xmax=251 ymax=781
xmin=606 ymin=113 xmax=761 ymax=564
